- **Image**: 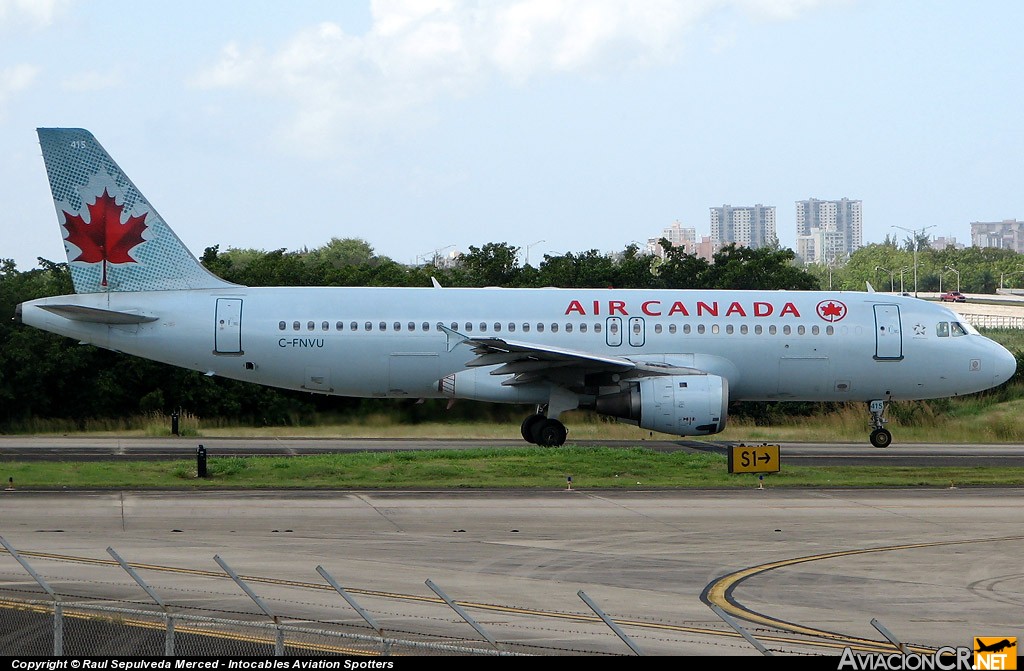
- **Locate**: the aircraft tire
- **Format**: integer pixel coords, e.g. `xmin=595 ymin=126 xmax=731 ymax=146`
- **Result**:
xmin=869 ymin=428 xmax=892 ymax=448
xmin=521 ymin=414 xmax=545 ymax=443
xmin=532 ymin=419 xmax=567 ymax=447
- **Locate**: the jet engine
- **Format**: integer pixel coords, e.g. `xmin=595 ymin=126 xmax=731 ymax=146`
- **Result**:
xmin=595 ymin=374 xmax=728 ymax=436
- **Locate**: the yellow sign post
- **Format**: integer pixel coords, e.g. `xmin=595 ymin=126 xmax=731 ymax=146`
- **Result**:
xmin=728 ymin=444 xmax=781 ymax=474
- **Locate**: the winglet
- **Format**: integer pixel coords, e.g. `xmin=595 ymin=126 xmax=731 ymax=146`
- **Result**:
xmin=866 ymin=281 xmax=876 ymax=293
xmin=431 ymin=276 xmax=442 ymax=288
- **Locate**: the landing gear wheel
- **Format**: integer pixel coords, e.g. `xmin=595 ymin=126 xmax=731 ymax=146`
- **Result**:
xmin=531 ymin=418 xmax=568 ymax=447
xmin=870 ymin=428 xmax=892 ymax=448
xmin=521 ymin=414 xmax=545 ymax=443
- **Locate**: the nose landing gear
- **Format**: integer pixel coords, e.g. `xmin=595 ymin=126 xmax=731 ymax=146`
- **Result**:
xmin=868 ymin=399 xmax=892 ymax=448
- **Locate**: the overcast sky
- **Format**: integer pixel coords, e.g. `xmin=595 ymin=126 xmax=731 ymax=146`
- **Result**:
xmin=2 ymin=0 xmax=1022 ymax=272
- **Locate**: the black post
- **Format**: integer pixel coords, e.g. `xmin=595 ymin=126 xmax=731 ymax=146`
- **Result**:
xmin=197 ymin=444 xmax=207 ymax=478
xmin=171 ymin=412 xmax=180 ymax=436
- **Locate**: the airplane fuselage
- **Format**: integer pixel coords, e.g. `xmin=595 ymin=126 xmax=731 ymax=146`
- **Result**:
xmin=20 ymin=287 xmax=1013 ymax=406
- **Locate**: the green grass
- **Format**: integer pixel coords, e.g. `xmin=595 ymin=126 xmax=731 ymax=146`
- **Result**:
xmin=2 ymin=447 xmax=1022 ymax=490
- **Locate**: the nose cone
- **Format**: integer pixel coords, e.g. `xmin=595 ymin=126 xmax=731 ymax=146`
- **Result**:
xmin=992 ymin=342 xmax=1018 ymax=387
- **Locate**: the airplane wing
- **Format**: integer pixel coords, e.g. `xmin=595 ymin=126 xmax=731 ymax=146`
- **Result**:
xmin=442 ymin=326 xmax=701 ymax=386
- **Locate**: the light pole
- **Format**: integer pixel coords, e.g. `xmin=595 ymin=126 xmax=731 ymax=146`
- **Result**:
xmin=874 ymin=265 xmax=895 ymax=293
xmin=1000 ymin=269 xmax=1024 ymax=290
xmin=944 ymin=266 xmax=960 ymax=293
xmin=525 ymin=240 xmax=546 ymax=267
xmin=892 ymin=225 xmax=936 ymax=297
xmin=898 ymin=266 xmax=911 ymax=294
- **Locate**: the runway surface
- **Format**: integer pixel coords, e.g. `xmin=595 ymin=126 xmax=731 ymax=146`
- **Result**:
xmin=1 ymin=435 xmax=1023 ymax=466
xmin=1 ymin=488 xmax=1022 ymax=656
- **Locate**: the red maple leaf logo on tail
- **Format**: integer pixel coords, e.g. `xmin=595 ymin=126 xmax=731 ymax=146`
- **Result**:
xmin=62 ymin=189 xmax=148 ymax=287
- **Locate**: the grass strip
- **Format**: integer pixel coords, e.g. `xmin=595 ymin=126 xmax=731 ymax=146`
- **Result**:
xmin=1 ymin=447 xmax=1022 ymax=490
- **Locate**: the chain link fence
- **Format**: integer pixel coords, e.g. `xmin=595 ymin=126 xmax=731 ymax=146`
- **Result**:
xmin=0 ymin=598 xmax=519 ymax=656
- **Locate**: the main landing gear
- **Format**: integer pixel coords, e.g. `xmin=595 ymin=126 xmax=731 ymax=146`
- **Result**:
xmin=521 ymin=409 xmax=568 ymax=447
xmin=868 ymin=399 xmax=892 ymax=448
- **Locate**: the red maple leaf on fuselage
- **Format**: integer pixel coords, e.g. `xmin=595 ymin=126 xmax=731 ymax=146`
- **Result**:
xmin=821 ymin=302 xmax=843 ymax=317
xmin=63 ymin=189 xmax=147 ymax=286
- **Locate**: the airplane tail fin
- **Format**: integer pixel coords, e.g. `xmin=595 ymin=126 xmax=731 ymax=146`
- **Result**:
xmin=37 ymin=128 xmax=237 ymax=293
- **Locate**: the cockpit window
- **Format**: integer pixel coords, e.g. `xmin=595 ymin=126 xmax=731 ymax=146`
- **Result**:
xmin=951 ymin=322 xmax=968 ymax=337
xmin=936 ymin=322 xmax=949 ymax=338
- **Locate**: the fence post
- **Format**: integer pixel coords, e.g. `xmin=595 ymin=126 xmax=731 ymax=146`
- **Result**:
xmin=214 ymin=555 xmax=284 ymax=656
xmin=0 ymin=536 xmax=63 ymax=655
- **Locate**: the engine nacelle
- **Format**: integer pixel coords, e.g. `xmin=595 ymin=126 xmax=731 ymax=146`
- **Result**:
xmin=595 ymin=375 xmax=728 ymax=436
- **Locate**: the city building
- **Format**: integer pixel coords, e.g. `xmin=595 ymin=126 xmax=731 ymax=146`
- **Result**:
xmin=971 ymin=220 xmax=1024 ymax=253
xmin=795 ymin=197 xmax=862 ymax=264
xmin=709 ymin=204 xmax=776 ymax=250
xmin=645 ymin=221 xmax=696 ymax=257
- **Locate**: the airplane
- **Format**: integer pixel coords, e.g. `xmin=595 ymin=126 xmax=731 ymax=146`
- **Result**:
xmin=14 ymin=128 xmax=1018 ymax=448
xmin=975 ymin=639 xmax=1016 ymax=654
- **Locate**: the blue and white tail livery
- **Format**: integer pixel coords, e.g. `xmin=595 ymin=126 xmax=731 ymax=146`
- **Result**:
xmin=38 ymin=128 xmax=234 ymax=293
xmin=18 ymin=128 xmax=1017 ymax=448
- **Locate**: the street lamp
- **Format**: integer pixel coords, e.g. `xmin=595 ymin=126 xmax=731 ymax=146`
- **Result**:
xmin=1000 ymin=269 xmax=1024 ymax=290
xmin=892 ymin=225 xmax=936 ymax=297
xmin=525 ymin=240 xmax=546 ymax=266
xmin=874 ymin=266 xmax=895 ymax=293
xmin=944 ymin=266 xmax=960 ymax=293
xmin=898 ymin=266 xmax=911 ymax=294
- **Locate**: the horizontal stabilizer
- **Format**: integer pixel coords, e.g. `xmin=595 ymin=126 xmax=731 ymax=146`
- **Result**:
xmin=39 ymin=304 xmax=158 ymax=324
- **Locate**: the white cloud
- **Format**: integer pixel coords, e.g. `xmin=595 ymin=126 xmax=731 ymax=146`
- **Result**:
xmin=0 ymin=63 xmax=38 ymax=111
xmin=192 ymin=0 xmax=842 ymax=152
xmin=0 ymin=0 xmax=66 ymax=28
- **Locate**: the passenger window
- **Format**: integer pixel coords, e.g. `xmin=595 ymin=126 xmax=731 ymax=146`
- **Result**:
xmin=952 ymin=322 xmax=968 ymax=337
xmin=783 ymin=325 xmax=791 ymax=335
xmin=537 ymin=323 xmax=545 ymax=332
xmin=697 ymin=325 xmax=705 ymax=334
xmin=594 ymin=323 xmax=601 ymax=333
xmin=466 ymin=323 xmax=474 ymax=332
xmin=740 ymin=325 xmax=748 ymax=335
xmin=393 ymin=322 xmax=401 ymax=331
xmin=494 ymin=323 xmax=502 ymax=332
xmin=523 ymin=323 xmax=531 ymax=333
xmin=754 ymin=325 xmax=762 ymax=335
xmin=769 ymin=325 xmax=777 ymax=335
xmin=669 ymin=324 xmax=677 ymax=334
xmin=408 ymin=322 xmax=415 ymax=331
xmin=351 ymin=321 xmax=358 ymax=331
xmin=811 ymin=325 xmax=819 ymax=335
xmin=683 ymin=324 xmax=690 ymax=334
xmin=936 ymin=322 xmax=949 ymax=337
xmin=278 ymin=321 xmax=286 ymax=331
xmin=711 ymin=324 xmax=719 ymax=334
xmin=798 ymin=325 xmax=805 ymax=335
xmin=826 ymin=325 xmax=835 ymax=335
xmin=450 ymin=322 xmax=458 ymax=331
xmin=422 ymin=322 xmax=429 ymax=331
xmin=580 ymin=324 xmax=587 ymax=333
xmin=337 ymin=321 xmax=345 ymax=331
xmin=654 ymin=324 xmax=663 ymax=334
xmin=632 ymin=323 xmax=640 ymax=334
xmin=565 ymin=323 xmax=573 ymax=333
xmin=379 ymin=321 xmax=387 ymax=331
xmin=322 ymin=321 xmax=329 ymax=331
xmin=479 ymin=322 xmax=486 ymax=332
xmin=365 ymin=321 xmax=372 ymax=331
xmin=436 ymin=322 xmax=443 ymax=331
xmin=508 ymin=323 xmax=516 ymax=332
xmin=307 ymin=321 xmax=315 ymax=331
xmin=293 ymin=321 xmax=300 ymax=331
xmin=725 ymin=325 xmax=733 ymax=334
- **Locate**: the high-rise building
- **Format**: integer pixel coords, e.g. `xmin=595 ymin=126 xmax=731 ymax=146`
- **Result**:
xmin=645 ymin=221 xmax=696 ymax=257
xmin=971 ymin=220 xmax=1024 ymax=253
xmin=795 ymin=197 xmax=862 ymax=264
xmin=709 ymin=204 xmax=776 ymax=249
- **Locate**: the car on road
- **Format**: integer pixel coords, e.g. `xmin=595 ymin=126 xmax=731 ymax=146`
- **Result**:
xmin=940 ymin=291 xmax=966 ymax=302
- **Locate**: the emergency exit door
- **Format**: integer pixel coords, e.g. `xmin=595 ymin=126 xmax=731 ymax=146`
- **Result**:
xmin=215 ymin=298 xmax=243 ymax=354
